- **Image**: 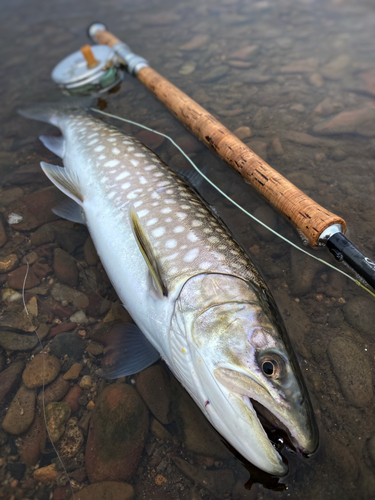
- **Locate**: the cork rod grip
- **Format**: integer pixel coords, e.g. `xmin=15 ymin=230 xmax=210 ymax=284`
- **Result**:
xmin=92 ymin=29 xmax=122 ymax=47
xmin=137 ymin=66 xmax=345 ymax=247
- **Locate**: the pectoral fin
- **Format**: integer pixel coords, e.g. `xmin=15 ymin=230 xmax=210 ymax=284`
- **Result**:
xmin=101 ymin=323 xmax=160 ymax=379
xmin=130 ymin=208 xmax=168 ymax=297
xmin=52 ymin=198 xmax=85 ymax=224
xmin=41 ymin=162 xmax=83 ymax=205
xmin=39 ymin=135 xmax=65 ymax=158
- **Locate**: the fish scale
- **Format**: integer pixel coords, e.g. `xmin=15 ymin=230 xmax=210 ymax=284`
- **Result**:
xmin=19 ymin=102 xmax=317 ymax=477
xmin=62 ymin=113 xmax=264 ymax=294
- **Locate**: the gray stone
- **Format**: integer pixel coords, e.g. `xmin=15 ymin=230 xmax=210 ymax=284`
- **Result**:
xmin=2 ymin=385 xmax=36 ymax=435
xmin=0 ymin=331 xmax=38 ymax=351
xmin=343 ymin=296 xmax=375 ymax=337
xmin=327 ymin=337 xmax=373 ymax=408
xmin=51 ymin=283 xmax=89 ymax=310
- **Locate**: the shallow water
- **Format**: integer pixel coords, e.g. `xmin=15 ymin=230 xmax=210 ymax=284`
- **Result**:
xmin=1 ymin=0 xmax=375 ymax=499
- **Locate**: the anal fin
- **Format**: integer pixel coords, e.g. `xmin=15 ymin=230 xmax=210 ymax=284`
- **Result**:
xmin=101 ymin=323 xmax=160 ymax=379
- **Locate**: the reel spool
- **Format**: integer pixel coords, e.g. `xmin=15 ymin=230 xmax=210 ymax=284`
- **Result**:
xmin=51 ymin=44 xmax=123 ymax=95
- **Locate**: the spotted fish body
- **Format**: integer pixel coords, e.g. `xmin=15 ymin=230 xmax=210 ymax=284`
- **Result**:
xmin=20 ymin=102 xmax=317 ymax=476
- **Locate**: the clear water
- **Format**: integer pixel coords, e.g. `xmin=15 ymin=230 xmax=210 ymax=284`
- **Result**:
xmin=1 ymin=0 xmax=375 ymax=499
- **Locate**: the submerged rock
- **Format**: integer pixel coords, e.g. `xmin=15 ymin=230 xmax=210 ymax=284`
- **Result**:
xmin=85 ymin=383 xmax=149 ymax=482
xmin=0 ymin=331 xmax=38 ymax=351
xmin=49 ymin=332 xmax=86 ymax=361
xmin=45 ymin=402 xmax=71 ymax=442
xmin=136 ymin=365 xmax=171 ymax=424
xmin=18 ymin=413 xmax=46 ymax=466
xmin=343 ymin=296 xmax=375 ymax=337
xmin=37 ymin=374 xmax=70 ymax=407
xmin=2 ymin=385 xmax=36 ymax=435
xmin=327 ymin=337 xmax=373 ymax=408
xmin=54 ymin=248 xmax=78 ymax=287
xmin=72 ymin=481 xmax=134 ymax=500
xmin=23 ymin=353 xmax=61 ymax=389
xmin=0 ymin=360 xmax=25 ymax=404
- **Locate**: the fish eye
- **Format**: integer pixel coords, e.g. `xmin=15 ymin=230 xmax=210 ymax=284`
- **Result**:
xmin=261 ymin=356 xmax=283 ymax=379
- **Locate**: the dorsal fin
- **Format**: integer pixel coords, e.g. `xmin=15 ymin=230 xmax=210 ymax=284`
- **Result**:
xmin=130 ymin=208 xmax=168 ymax=297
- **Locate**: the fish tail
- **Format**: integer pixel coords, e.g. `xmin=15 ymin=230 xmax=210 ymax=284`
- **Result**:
xmin=18 ymin=97 xmax=94 ymax=125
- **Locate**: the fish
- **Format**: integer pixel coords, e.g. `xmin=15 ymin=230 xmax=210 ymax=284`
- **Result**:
xmin=19 ymin=100 xmax=318 ymax=476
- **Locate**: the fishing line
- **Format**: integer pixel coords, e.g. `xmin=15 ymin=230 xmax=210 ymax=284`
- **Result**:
xmin=91 ymin=107 xmax=375 ymax=298
xmin=22 ymin=262 xmax=76 ymax=500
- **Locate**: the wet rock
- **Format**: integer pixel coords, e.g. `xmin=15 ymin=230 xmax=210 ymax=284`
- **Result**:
xmin=290 ymin=247 xmax=324 ymax=295
xmin=6 ymin=461 xmax=26 ymax=481
xmin=54 ymin=248 xmax=78 ymax=287
xmin=0 ymin=360 xmax=25 ymax=403
xmin=49 ymin=322 xmax=77 ymax=338
xmin=150 ymin=418 xmax=173 ymax=441
xmin=79 ymin=375 xmax=92 ymax=389
xmin=233 ymin=126 xmax=252 ymax=140
xmin=242 ymin=71 xmax=271 ymax=84
xmin=70 ymin=311 xmax=88 ymax=324
xmin=19 ymin=413 xmax=46 ymax=466
xmin=175 ymin=135 xmax=203 ymax=155
xmin=136 ymin=365 xmax=171 ymax=424
xmin=201 ymin=66 xmax=229 ymax=82
xmin=32 ymin=260 xmax=53 ymax=279
xmin=314 ymin=97 xmax=339 ymax=116
xmin=173 ymin=381 xmax=232 ymax=458
xmin=327 ymin=337 xmax=373 ymax=408
xmin=72 ymin=481 xmax=134 ymax=500
xmin=280 ymin=57 xmax=319 ymax=73
xmin=135 ymin=482 xmax=174 ymax=500
xmin=33 ymin=463 xmax=58 ymax=483
xmin=252 ymin=206 xmax=277 ymax=241
xmin=179 ymin=34 xmax=209 ymax=51
xmin=51 ymin=283 xmax=89 ymax=309
xmin=2 ymin=385 xmax=36 ymax=435
xmin=230 ymin=45 xmax=258 ymax=60
xmin=3 ymin=164 xmax=46 ymax=185
xmin=57 ymin=417 xmax=84 ymax=458
xmin=136 ymin=130 xmax=165 ymax=150
xmin=63 ymin=385 xmax=84 ymax=412
xmin=271 ymin=137 xmax=284 ymax=155
xmin=86 ymin=342 xmax=103 ymax=356
xmin=0 ymin=331 xmax=38 ymax=351
xmin=309 ymin=73 xmax=324 ymax=87
xmin=0 ymin=219 xmax=7 ymax=247
xmin=0 ymin=254 xmax=19 ymax=273
xmin=0 ymin=309 xmax=35 ymax=333
xmin=7 ymin=265 xmax=41 ymax=290
xmin=37 ymin=375 xmax=70 ymax=407
xmin=85 ymin=383 xmax=149 ymax=482
xmin=63 ymin=363 xmax=83 ymax=381
xmin=84 ymin=237 xmax=99 ymax=266
xmin=46 ymin=402 xmax=71 ymax=442
xmin=23 ymin=353 xmax=61 ymax=389
xmin=232 ymin=481 xmax=263 ymax=500
xmin=5 ymin=187 xmax=65 ymax=231
xmin=228 ymin=60 xmax=253 ymax=69
xmin=172 ymin=457 xmax=234 ymax=498
xmin=324 ymin=433 xmax=359 ymax=480
xmin=0 ymin=187 xmax=24 ymax=206
xmin=321 ymin=55 xmax=350 ymax=80
xmin=343 ymin=296 xmax=375 ymax=337
xmin=313 ymin=106 xmax=375 ymax=136
xmin=358 ymin=69 xmax=375 ymax=96
xmin=368 ymin=433 xmax=375 ymax=466
xmin=49 ymin=332 xmax=86 ymax=361
xmin=247 ymin=140 xmax=267 ymax=160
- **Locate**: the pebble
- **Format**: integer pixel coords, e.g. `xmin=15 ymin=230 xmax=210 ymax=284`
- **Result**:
xmin=343 ymin=296 xmax=375 ymax=337
xmin=179 ymin=62 xmax=196 ymax=75
xmin=280 ymin=57 xmax=319 ymax=73
xmin=22 ymin=251 xmax=39 ymax=265
xmin=33 ymin=464 xmax=58 ymax=483
xmin=233 ymin=126 xmax=252 ymax=140
xmin=71 ymin=481 xmax=134 ymax=500
xmin=179 ymin=34 xmax=209 ymax=51
xmin=327 ymin=337 xmax=373 ymax=408
xmin=230 ymin=45 xmax=258 ymax=59
xmin=57 ymin=417 xmax=84 ymax=458
xmin=314 ymin=97 xmax=339 ymax=116
xmin=136 ymin=365 xmax=171 ymax=424
xmin=0 ymin=187 xmax=24 ymax=206
xmin=63 ymin=363 xmax=83 ymax=380
xmin=53 ymin=248 xmax=78 ymax=287
xmin=0 ymin=360 xmax=25 ymax=404
xmin=86 ymin=342 xmax=103 ymax=356
xmin=23 ymin=353 xmax=61 ymax=389
xmin=84 ymin=237 xmax=99 ymax=266
xmin=150 ymin=418 xmax=173 ymax=441
xmin=242 ymin=71 xmax=271 ymax=84
xmin=49 ymin=322 xmax=77 ymax=338
xmin=51 ymin=283 xmax=89 ymax=309
xmin=37 ymin=374 xmax=70 ymax=407
xmin=309 ymin=73 xmax=324 ymax=87
xmin=49 ymin=332 xmax=86 ymax=361
xmin=0 ymin=254 xmax=19 ymax=273
xmin=70 ymin=311 xmax=89 ymax=324
xmin=0 ymin=331 xmax=38 ymax=351
xmin=313 ymin=106 xmax=375 ymax=136
xmin=0 ymin=310 xmax=35 ymax=333
xmin=271 ymin=137 xmax=284 ymax=155
xmin=63 ymin=385 xmax=84 ymax=412
xmin=290 ymin=247 xmax=324 ymax=295
xmin=172 ymin=457 xmax=234 ymax=498
xmin=7 ymin=265 xmax=40 ymax=290
xmin=201 ymin=66 xmax=229 ymax=82
xmin=45 ymin=402 xmax=71 ymax=442
xmin=79 ymin=375 xmax=92 ymax=389
xmin=0 ymin=220 xmax=6 ymax=247
xmin=18 ymin=414 xmax=45 ymax=466
xmin=85 ymin=383 xmax=149 ymax=482
xmin=321 ymin=55 xmax=350 ymax=80
xmin=2 ymin=385 xmax=36 ymax=435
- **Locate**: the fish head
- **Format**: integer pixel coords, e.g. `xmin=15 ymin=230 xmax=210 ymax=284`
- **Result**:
xmin=176 ymin=273 xmax=318 ymax=476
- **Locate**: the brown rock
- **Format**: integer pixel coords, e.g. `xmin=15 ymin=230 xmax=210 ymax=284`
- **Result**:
xmin=32 ymin=260 xmax=53 ymax=279
xmin=57 ymin=417 xmax=84 ymax=458
xmin=85 ymin=383 xmax=149 ymax=483
xmin=233 ymin=126 xmax=252 ymax=140
xmin=63 ymin=385 xmax=84 ymax=412
xmin=136 ymin=365 xmax=171 ymax=424
xmin=230 ymin=45 xmax=258 ymax=60
xmin=49 ymin=323 xmax=77 ymax=338
xmin=72 ymin=482 xmax=134 ymax=500
xmin=46 ymin=402 xmax=71 ymax=442
xmin=0 ymin=219 xmax=7 ymax=247
xmin=136 ymin=130 xmax=165 ymax=150
xmin=63 ymin=363 xmax=83 ymax=380
xmin=7 ymin=265 xmax=40 ymax=290
xmin=2 ymin=385 xmax=36 ymax=435
xmin=179 ymin=34 xmax=209 ymax=51
xmin=313 ymin=105 xmax=375 ymax=136
xmin=37 ymin=375 xmax=70 ymax=407
xmin=54 ymin=248 xmax=78 ymax=287
xmin=280 ymin=57 xmax=319 ymax=73
xmin=23 ymin=353 xmax=61 ymax=389
xmin=0 ymin=360 xmax=25 ymax=404
xmin=309 ymin=73 xmax=324 ymax=87
xmin=272 ymin=137 xmax=284 ymax=155
xmin=51 ymin=283 xmax=89 ymax=309
xmin=321 ymin=55 xmax=350 ymax=80
xmin=34 ymin=464 xmax=58 ymax=483
xmin=0 ymin=254 xmax=19 ymax=273
xmin=0 ymin=187 xmax=24 ymax=206
xmin=359 ymin=69 xmax=375 ymax=96
xmin=84 ymin=237 xmax=99 ymax=266
xmin=314 ymin=97 xmax=338 ymax=116
xmin=19 ymin=413 xmax=46 ymax=466
xmin=150 ymin=418 xmax=173 ymax=441
xmin=247 ymin=140 xmax=267 ymax=161
xmin=175 ymin=135 xmax=203 ymax=155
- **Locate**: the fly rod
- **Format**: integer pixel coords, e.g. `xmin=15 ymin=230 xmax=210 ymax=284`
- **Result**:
xmin=87 ymin=22 xmax=375 ymax=290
